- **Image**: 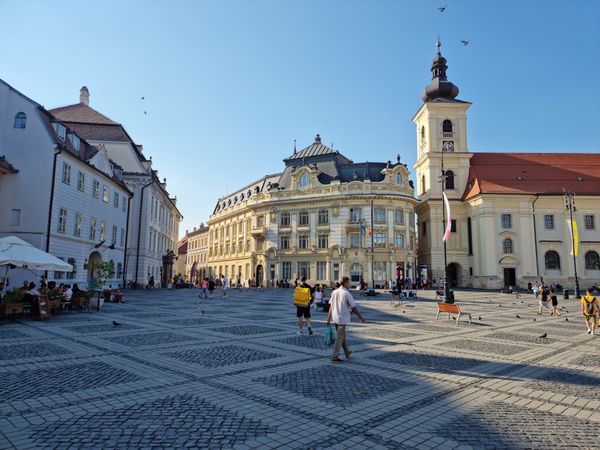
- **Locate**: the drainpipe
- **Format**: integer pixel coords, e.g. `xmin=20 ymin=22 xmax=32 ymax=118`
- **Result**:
xmin=122 ymin=193 xmax=132 ymax=288
xmin=532 ymin=194 xmax=541 ymax=281
xmin=134 ymin=179 xmax=154 ymax=285
xmin=44 ymin=147 xmax=62 ymax=278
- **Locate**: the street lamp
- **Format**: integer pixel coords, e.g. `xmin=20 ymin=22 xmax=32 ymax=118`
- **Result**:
xmin=440 ymin=148 xmax=452 ymax=303
xmin=563 ymin=189 xmax=580 ymax=299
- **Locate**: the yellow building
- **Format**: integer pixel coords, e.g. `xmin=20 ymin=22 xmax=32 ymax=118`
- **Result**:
xmin=185 ymin=224 xmax=209 ymax=283
xmin=414 ymin=41 xmax=600 ymax=289
xmin=207 ymin=135 xmax=418 ymax=287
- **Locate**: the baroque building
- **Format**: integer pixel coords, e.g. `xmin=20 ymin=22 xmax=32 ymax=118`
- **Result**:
xmin=185 ymin=223 xmax=209 ymax=283
xmin=207 ymin=135 xmax=417 ymax=287
xmin=414 ymin=41 xmax=600 ymax=289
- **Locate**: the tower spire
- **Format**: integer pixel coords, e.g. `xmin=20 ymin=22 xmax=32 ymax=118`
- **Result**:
xmin=421 ymin=37 xmax=460 ymax=102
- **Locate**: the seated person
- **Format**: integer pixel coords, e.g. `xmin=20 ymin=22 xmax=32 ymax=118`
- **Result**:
xmin=113 ymin=289 xmax=126 ymax=303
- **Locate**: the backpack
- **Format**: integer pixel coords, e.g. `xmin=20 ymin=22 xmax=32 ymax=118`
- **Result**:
xmin=294 ymin=286 xmax=311 ymax=306
xmin=584 ymin=297 xmax=596 ymax=315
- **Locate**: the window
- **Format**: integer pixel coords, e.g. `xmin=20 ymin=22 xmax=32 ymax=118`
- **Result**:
xmin=318 ymin=209 xmax=329 ymax=224
xmin=298 ymin=234 xmax=308 ymax=249
xmin=74 ymin=213 xmax=82 ymax=236
xmin=102 ymin=186 xmax=109 ymax=203
xmin=10 ymin=209 xmax=20 ymax=226
xmin=120 ymin=228 xmax=125 ymax=247
xmin=281 ymin=261 xmax=292 ymax=280
xmin=422 ymin=220 xmax=427 ymax=236
xmin=54 ymin=258 xmax=65 ymax=280
xmin=100 ymin=222 xmax=106 ymax=241
xmin=442 ymin=119 xmax=453 ymax=133
xmin=299 ymin=211 xmax=309 ymax=226
xmin=585 ymin=215 xmax=595 ymax=230
xmin=112 ymin=225 xmax=117 ymax=244
xmin=114 ymin=192 xmax=119 ymax=208
xmin=374 ymin=208 xmax=386 ymax=222
xmin=350 ymin=232 xmax=361 ymax=248
xmin=66 ymin=258 xmax=76 ymax=279
xmin=450 ymin=219 xmax=457 ymax=233
xmin=58 ymin=208 xmax=67 ymax=233
xmin=318 ymin=234 xmax=328 ymax=249
xmin=89 ymin=218 xmax=97 ymax=240
xmin=298 ymin=173 xmax=309 ymax=189
xmin=68 ymin=133 xmax=80 ymax=150
xmin=62 ymin=163 xmax=71 ymax=184
xmin=92 ymin=180 xmax=100 ymax=198
xmin=279 ymin=235 xmax=290 ymax=250
xmin=445 ymin=170 xmax=455 ymax=190
xmin=14 ymin=112 xmax=26 ymax=128
xmin=395 ymin=173 xmax=403 ymax=185
xmin=502 ymin=214 xmax=512 ymax=229
xmin=374 ymin=231 xmax=386 ymax=247
xmin=395 ymin=233 xmax=405 ymax=247
xmin=585 ymin=251 xmax=600 ymax=270
xmin=421 ymin=175 xmax=426 ymax=194
xmin=503 ymin=238 xmax=513 ymax=254
xmin=297 ymin=261 xmax=310 ymax=279
xmin=544 ymin=214 xmax=554 ymax=230
xmin=77 ymin=172 xmax=85 ymax=191
xmin=256 ymin=215 xmax=264 ymax=227
xmin=545 ymin=250 xmax=560 ymax=270
xmin=350 ymin=208 xmax=362 ymax=223
xmin=122 ymin=195 xmax=127 ymax=212
xmin=317 ymin=261 xmax=326 ymax=280
xmin=394 ymin=210 xmax=405 ymax=224
xmin=420 ymin=125 xmax=426 ymax=143
xmin=52 ymin=122 xmax=66 ymax=140
xmin=467 ymin=217 xmax=473 ymax=255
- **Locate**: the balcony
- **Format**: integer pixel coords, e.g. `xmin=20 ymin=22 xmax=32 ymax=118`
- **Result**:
xmin=251 ymin=226 xmax=265 ymax=236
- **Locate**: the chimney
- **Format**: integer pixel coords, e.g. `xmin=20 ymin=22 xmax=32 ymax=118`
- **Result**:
xmin=80 ymin=86 xmax=90 ymax=105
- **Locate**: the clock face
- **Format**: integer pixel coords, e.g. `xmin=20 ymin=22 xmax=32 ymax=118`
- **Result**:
xmin=443 ymin=141 xmax=455 ymax=152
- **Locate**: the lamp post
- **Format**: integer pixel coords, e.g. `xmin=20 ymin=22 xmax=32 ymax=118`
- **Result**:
xmin=563 ymin=189 xmax=580 ymax=299
xmin=440 ymin=149 xmax=451 ymax=303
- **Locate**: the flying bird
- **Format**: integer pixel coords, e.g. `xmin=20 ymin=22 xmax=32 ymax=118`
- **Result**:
xmin=144 ymin=111 xmax=147 ymax=115
xmin=439 ymin=5 xmax=446 ymax=12
xmin=461 ymin=40 xmax=470 ymax=46
xmin=112 ymin=320 xmax=120 ymax=326
xmin=141 ymin=96 xmax=145 ymax=100
xmin=538 ymin=333 xmax=547 ymax=339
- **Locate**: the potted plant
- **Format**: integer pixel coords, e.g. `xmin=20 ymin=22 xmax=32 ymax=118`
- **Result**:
xmin=0 ymin=289 xmax=25 ymax=316
xmin=89 ymin=261 xmax=115 ymax=309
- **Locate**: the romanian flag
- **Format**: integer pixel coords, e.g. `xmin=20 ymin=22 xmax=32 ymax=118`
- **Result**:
xmin=567 ymin=217 xmax=579 ymax=257
xmin=360 ymin=225 xmax=373 ymax=237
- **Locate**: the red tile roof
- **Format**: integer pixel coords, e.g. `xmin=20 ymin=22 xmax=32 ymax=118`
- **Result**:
xmin=50 ymin=102 xmax=119 ymax=125
xmin=463 ymin=153 xmax=600 ymax=200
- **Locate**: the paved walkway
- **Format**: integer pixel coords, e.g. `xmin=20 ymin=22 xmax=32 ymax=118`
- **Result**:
xmin=1 ymin=288 xmax=598 ymax=449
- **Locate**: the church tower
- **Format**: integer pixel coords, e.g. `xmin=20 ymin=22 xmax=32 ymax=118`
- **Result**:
xmin=413 ymin=40 xmax=472 ymax=286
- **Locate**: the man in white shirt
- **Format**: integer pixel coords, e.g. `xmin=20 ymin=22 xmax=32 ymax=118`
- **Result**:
xmin=222 ymin=275 xmax=229 ymax=297
xmin=327 ymin=276 xmax=365 ymax=362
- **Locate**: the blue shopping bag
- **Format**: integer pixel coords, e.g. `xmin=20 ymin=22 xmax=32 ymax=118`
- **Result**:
xmin=323 ymin=325 xmax=336 ymax=346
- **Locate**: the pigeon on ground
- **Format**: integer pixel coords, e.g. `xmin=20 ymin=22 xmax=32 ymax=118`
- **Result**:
xmin=461 ymin=40 xmax=470 ymax=46
xmin=565 ymin=317 xmax=569 ymax=322
xmin=478 ymin=316 xmax=482 ymax=321
xmin=112 ymin=321 xmax=120 ymax=326
xmin=516 ymin=315 xmax=521 ymax=319
xmin=438 ymin=5 xmax=446 ymax=12
xmin=538 ymin=333 xmax=547 ymax=339
xmin=533 ymin=318 xmax=537 ymax=322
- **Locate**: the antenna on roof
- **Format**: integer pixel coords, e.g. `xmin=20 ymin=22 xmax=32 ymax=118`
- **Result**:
xmin=293 ymin=139 xmax=297 ymax=155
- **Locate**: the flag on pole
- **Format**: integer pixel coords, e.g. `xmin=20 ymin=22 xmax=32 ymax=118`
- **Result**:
xmin=442 ymin=192 xmax=452 ymax=242
xmin=567 ymin=217 xmax=579 ymax=257
xmin=360 ymin=225 xmax=366 ymax=235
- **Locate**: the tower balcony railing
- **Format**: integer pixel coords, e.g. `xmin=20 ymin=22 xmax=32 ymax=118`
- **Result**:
xmin=442 ymin=132 xmax=454 ymax=138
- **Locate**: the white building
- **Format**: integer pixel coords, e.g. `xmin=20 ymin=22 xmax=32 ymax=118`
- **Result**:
xmin=0 ymin=79 xmax=130 ymax=288
xmin=50 ymin=88 xmax=182 ymax=287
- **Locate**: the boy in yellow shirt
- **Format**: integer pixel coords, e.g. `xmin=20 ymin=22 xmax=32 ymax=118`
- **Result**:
xmin=581 ymin=288 xmax=598 ymax=335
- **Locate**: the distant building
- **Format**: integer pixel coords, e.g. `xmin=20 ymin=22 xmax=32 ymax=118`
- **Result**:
xmin=185 ymin=224 xmax=209 ymax=284
xmin=50 ymin=87 xmax=182 ymax=288
xmin=173 ymin=233 xmax=188 ymax=281
xmin=207 ymin=135 xmax=417 ymax=288
xmin=0 ymin=79 xmax=130 ymax=288
xmin=414 ymin=42 xmax=600 ymax=289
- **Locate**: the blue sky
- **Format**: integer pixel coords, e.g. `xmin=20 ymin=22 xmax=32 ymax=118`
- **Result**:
xmin=1 ymin=0 xmax=598 ymax=235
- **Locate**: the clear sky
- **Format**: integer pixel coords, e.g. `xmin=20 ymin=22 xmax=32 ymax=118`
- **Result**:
xmin=1 ymin=0 xmax=599 ymax=236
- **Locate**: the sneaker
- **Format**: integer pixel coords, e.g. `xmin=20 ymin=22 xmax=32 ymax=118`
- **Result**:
xmin=296 ymin=330 xmax=303 ymax=335
xmin=345 ymin=351 xmax=352 ymax=359
xmin=331 ymin=356 xmax=343 ymax=363
xmin=308 ymin=327 xmax=313 ymax=335
xmin=587 ymin=329 xmax=592 ymax=334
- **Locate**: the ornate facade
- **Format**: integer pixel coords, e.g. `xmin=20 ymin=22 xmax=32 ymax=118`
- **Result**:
xmin=207 ymin=136 xmax=418 ymax=287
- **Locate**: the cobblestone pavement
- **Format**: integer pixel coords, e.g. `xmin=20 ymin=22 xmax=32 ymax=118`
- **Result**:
xmin=1 ymin=287 xmax=599 ymax=449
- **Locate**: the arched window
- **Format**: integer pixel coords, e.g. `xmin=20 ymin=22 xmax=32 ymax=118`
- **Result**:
xmin=395 ymin=172 xmax=402 ymax=185
xmin=545 ymin=250 xmax=560 ymax=270
xmin=503 ymin=238 xmax=513 ymax=254
xmin=14 ymin=112 xmax=26 ymax=129
xmin=585 ymin=250 xmax=600 ymax=270
xmin=421 ymin=175 xmax=426 ymax=194
xmin=420 ymin=126 xmax=426 ymax=142
xmin=442 ymin=119 xmax=453 ymax=133
xmin=445 ymin=170 xmax=455 ymax=190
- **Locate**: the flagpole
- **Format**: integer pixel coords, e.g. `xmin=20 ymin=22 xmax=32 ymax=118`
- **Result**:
xmin=441 ymin=150 xmax=451 ymax=303
xmin=563 ymin=189 xmax=580 ymax=299
xmin=370 ymin=199 xmax=374 ymax=288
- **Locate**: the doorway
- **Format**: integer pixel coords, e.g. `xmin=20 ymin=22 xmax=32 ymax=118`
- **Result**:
xmin=87 ymin=251 xmax=102 ymax=286
xmin=255 ymin=265 xmax=264 ymax=287
xmin=447 ymin=263 xmax=460 ymax=288
xmin=503 ymin=268 xmax=516 ymax=287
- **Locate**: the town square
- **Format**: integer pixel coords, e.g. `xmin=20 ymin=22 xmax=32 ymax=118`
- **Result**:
xmin=1 ymin=0 xmax=599 ymax=449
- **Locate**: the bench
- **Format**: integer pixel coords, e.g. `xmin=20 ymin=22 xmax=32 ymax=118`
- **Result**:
xmin=436 ymin=302 xmax=471 ymax=324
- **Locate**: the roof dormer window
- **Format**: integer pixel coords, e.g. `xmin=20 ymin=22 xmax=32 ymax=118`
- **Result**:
xmin=52 ymin=122 xmax=66 ymax=140
xmin=67 ymin=132 xmax=80 ymax=150
xmin=395 ymin=172 xmax=403 ymax=185
xmin=298 ymin=172 xmax=309 ymax=189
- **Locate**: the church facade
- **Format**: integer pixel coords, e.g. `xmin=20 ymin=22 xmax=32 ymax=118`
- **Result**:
xmin=414 ymin=42 xmax=600 ymax=289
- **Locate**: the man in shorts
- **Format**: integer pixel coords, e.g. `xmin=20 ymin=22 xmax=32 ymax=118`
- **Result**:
xmin=581 ymin=288 xmax=598 ymax=336
xmin=294 ymin=276 xmax=314 ymax=335
xmin=327 ymin=276 xmax=365 ymax=362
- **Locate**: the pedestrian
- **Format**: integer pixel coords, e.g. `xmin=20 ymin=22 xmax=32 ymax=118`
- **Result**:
xmin=581 ymin=288 xmax=598 ymax=335
xmin=538 ymin=284 xmax=551 ymax=315
xmin=549 ymin=288 xmax=560 ymax=316
xmin=293 ymin=276 xmax=314 ymax=335
xmin=327 ymin=276 xmax=365 ymax=362
xmin=208 ymin=277 xmax=215 ymax=298
xmin=533 ymin=283 xmax=540 ymax=301
xmin=222 ymin=275 xmax=229 ymax=297
xmin=199 ymin=278 xmax=208 ymax=298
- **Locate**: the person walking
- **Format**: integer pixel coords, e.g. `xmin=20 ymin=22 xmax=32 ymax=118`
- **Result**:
xmin=538 ymin=284 xmax=551 ymax=315
xmin=581 ymin=288 xmax=598 ymax=335
xmin=293 ymin=276 xmax=314 ymax=335
xmin=549 ymin=288 xmax=560 ymax=316
xmin=222 ymin=275 xmax=229 ymax=297
xmin=208 ymin=277 xmax=215 ymax=298
xmin=199 ymin=278 xmax=208 ymax=298
xmin=327 ymin=276 xmax=365 ymax=362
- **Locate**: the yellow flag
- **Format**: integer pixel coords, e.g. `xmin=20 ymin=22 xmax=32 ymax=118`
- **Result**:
xmin=573 ymin=219 xmax=579 ymax=257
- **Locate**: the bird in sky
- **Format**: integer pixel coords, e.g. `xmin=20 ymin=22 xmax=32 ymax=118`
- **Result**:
xmin=538 ymin=333 xmax=547 ymax=339
xmin=144 ymin=111 xmax=147 ymax=115
xmin=461 ymin=40 xmax=470 ymax=46
xmin=141 ymin=96 xmax=145 ymax=100
xmin=439 ymin=5 xmax=446 ymax=12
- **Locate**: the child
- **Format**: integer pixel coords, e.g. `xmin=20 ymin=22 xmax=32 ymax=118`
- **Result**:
xmin=549 ymin=288 xmax=560 ymax=316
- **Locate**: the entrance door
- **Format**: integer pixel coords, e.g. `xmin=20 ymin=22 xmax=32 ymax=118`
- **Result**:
xmin=87 ymin=251 xmax=102 ymax=286
xmin=503 ymin=268 xmax=516 ymax=287
xmin=255 ymin=265 xmax=264 ymax=287
xmin=447 ymin=263 xmax=460 ymax=288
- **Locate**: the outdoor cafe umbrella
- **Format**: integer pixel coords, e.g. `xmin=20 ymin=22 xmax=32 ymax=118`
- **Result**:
xmin=0 ymin=236 xmax=73 ymax=279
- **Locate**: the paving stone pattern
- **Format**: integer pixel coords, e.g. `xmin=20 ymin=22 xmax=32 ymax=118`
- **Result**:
xmin=1 ymin=287 xmax=598 ymax=449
